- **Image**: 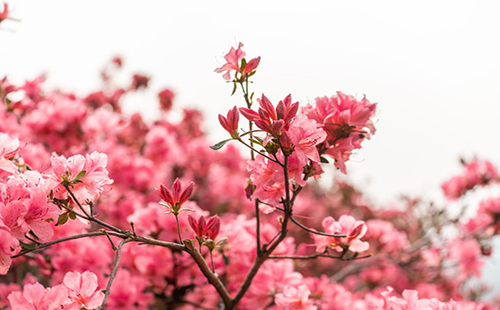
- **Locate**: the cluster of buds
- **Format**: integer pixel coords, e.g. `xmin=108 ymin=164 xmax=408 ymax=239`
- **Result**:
xmin=188 ymin=214 xmax=226 ymax=251
xmin=156 ymin=178 xmax=194 ymax=215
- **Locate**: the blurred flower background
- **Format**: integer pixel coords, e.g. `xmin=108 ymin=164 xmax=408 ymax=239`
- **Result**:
xmin=1 ymin=0 xmax=500 ymax=293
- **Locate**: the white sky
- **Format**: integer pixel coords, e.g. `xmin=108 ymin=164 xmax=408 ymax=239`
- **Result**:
xmin=1 ymin=0 xmax=500 ymax=204
xmin=1 ymin=0 xmax=500 ymax=293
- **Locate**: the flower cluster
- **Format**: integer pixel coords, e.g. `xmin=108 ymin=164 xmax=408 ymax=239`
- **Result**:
xmin=441 ymin=158 xmax=499 ymax=200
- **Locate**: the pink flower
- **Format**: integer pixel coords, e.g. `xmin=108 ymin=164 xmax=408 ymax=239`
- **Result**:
xmin=23 ymin=188 xmax=60 ymax=242
xmin=441 ymin=159 xmax=499 ymax=200
xmin=62 ymin=270 xmax=105 ymax=310
xmin=0 ymin=226 xmax=20 ymax=275
xmin=188 ymin=214 xmax=221 ymax=241
xmin=219 ymin=106 xmax=240 ymax=139
xmin=130 ymin=74 xmax=150 ymax=90
xmin=49 ymin=151 xmax=113 ymax=204
xmin=215 ymin=42 xmax=260 ymax=80
xmin=287 ymin=114 xmax=327 ymax=165
xmin=242 ymin=56 xmax=261 ymax=77
xmin=312 ymin=215 xmax=369 ymax=253
xmin=0 ymin=133 xmax=20 ymax=174
xmin=8 ymin=282 xmax=68 ymax=310
xmin=304 ymin=92 xmax=376 ymax=173
xmin=156 ymin=178 xmax=194 ymax=214
xmin=0 ymin=3 xmax=10 ymax=23
xmin=275 ymin=284 xmax=317 ymax=310
xmin=158 ymin=88 xmax=175 ymax=112
xmin=240 ymin=94 xmax=299 ymax=137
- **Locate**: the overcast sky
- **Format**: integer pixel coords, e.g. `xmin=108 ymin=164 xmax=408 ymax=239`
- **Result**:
xmin=1 ymin=0 xmax=500 ymax=294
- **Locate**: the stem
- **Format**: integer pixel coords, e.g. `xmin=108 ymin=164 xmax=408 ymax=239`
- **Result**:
xmin=290 ymin=216 xmax=347 ymax=238
xmin=229 ymin=153 xmax=293 ymax=309
xmin=255 ymin=200 xmax=262 ymax=256
xmin=183 ymin=239 xmax=232 ymax=308
xmin=237 ymin=138 xmax=279 ymax=164
xmin=209 ymin=250 xmax=215 ymax=273
xmin=269 ymin=253 xmax=372 ymax=261
xmin=175 ymin=214 xmax=183 ymax=245
xmin=100 ymin=238 xmax=130 ymax=310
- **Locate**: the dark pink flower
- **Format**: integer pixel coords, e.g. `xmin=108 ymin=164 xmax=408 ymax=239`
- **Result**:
xmin=218 ymin=106 xmax=240 ymax=139
xmin=240 ymin=94 xmax=298 ymax=137
xmin=0 ymin=4 xmax=10 ymax=23
xmin=188 ymin=214 xmax=220 ymax=241
xmin=156 ymin=178 xmax=194 ymax=214
xmin=158 ymin=88 xmax=175 ymax=112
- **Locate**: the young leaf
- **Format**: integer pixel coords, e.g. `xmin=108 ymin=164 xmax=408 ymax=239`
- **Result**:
xmin=19 ymin=241 xmax=36 ymax=250
xmin=56 ymin=213 xmax=69 ymax=226
xmin=230 ymin=82 xmax=238 ymax=96
xmin=74 ymin=170 xmax=86 ymax=181
xmin=210 ymin=139 xmax=232 ymax=150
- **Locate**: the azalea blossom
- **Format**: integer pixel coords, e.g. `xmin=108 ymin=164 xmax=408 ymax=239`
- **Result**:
xmin=219 ymin=106 xmax=240 ymax=139
xmin=8 ymin=282 xmax=67 ymax=310
xmin=49 ymin=151 xmax=113 ymax=205
xmin=215 ymin=42 xmax=260 ymax=81
xmin=275 ymin=285 xmax=317 ymax=310
xmin=0 ymin=132 xmax=20 ymax=174
xmin=156 ymin=178 xmax=194 ymax=214
xmin=63 ymin=270 xmax=105 ymax=310
xmin=312 ymin=215 xmax=369 ymax=253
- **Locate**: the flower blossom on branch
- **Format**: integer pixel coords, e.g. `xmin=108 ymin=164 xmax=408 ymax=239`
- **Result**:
xmin=156 ymin=178 xmax=194 ymax=215
xmin=215 ymin=42 xmax=260 ymax=81
xmin=312 ymin=215 xmax=369 ymax=253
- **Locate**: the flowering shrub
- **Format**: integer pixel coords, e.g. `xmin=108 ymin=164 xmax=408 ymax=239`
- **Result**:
xmin=0 ymin=30 xmax=499 ymax=310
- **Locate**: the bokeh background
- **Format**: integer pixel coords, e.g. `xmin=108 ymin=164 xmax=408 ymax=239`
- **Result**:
xmin=2 ymin=0 xmax=500 ymax=291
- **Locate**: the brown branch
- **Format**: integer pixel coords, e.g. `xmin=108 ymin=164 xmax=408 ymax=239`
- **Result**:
xmin=290 ymin=216 xmax=347 ymax=238
xmin=269 ymin=253 xmax=372 ymax=261
xmin=100 ymin=238 xmax=131 ymax=310
xmin=183 ymin=239 xmax=232 ymax=308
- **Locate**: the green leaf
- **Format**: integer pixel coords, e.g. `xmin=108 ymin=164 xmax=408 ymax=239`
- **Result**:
xmin=249 ymin=138 xmax=263 ymax=146
xmin=69 ymin=212 xmax=77 ymax=220
xmin=320 ymin=156 xmax=330 ymax=164
xmin=19 ymin=241 xmax=36 ymax=250
xmin=223 ymin=253 xmax=230 ymax=266
xmin=240 ymin=58 xmax=247 ymax=73
xmin=74 ymin=170 xmax=86 ymax=181
xmin=230 ymin=82 xmax=238 ymax=96
xmin=248 ymin=70 xmax=257 ymax=77
xmin=56 ymin=213 xmax=69 ymax=226
xmin=210 ymin=139 xmax=232 ymax=150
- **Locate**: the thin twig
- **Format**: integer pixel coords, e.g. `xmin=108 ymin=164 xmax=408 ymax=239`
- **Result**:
xmin=290 ymin=216 xmax=347 ymax=238
xmin=237 ymin=138 xmax=279 ymax=164
xmin=269 ymin=253 xmax=372 ymax=261
xmin=100 ymin=238 xmax=131 ymax=310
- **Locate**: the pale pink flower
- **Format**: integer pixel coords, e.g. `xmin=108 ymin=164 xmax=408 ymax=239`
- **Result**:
xmin=8 ymin=282 xmax=67 ymax=310
xmin=49 ymin=151 xmax=113 ymax=204
xmin=62 ymin=270 xmax=105 ymax=310
xmin=0 ymin=132 xmax=20 ymax=174
xmin=287 ymin=114 xmax=327 ymax=165
xmin=215 ymin=42 xmax=255 ymax=80
xmin=275 ymin=284 xmax=317 ymax=310
xmin=304 ymin=92 xmax=376 ymax=173
xmin=312 ymin=215 xmax=369 ymax=253
xmin=0 ymin=225 xmax=20 ymax=275
xmin=23 ymin=187 xmax=59 ymax=242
